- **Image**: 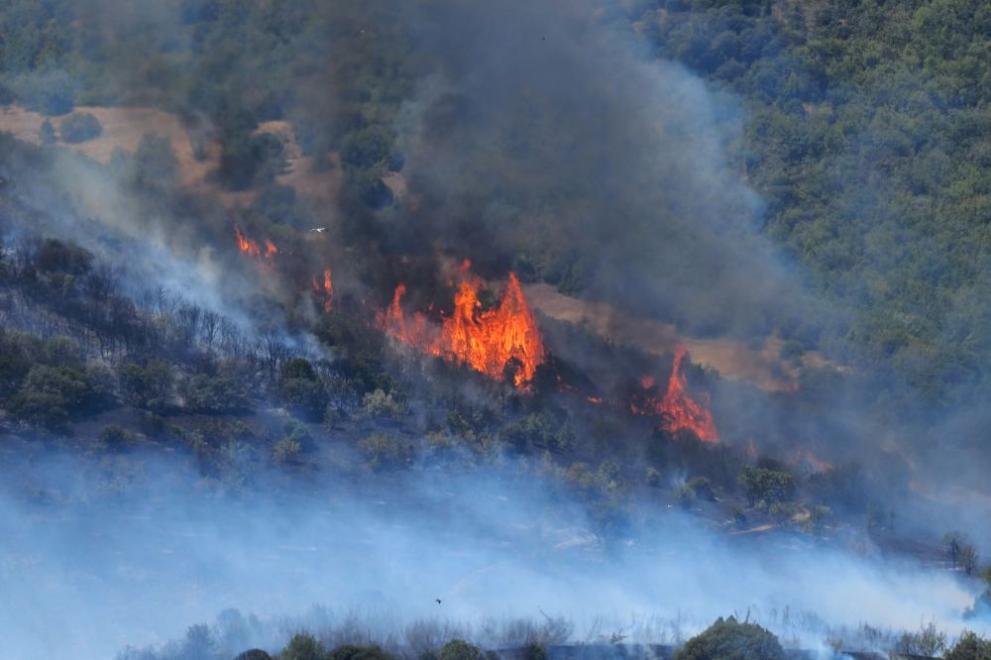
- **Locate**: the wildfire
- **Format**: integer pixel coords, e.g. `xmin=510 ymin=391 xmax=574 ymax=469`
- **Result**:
xmin=234 ymin=225 xmax=278 ymax=262
xmin=378 ymin=265 xmax=546 ymax=388
xmin=634 ymin=348 xmax=718 ymax=443
xmin=234 ymin=225 xmax=261 ymax=257
xmin=312 ymin=268 xmax=334 ymax=313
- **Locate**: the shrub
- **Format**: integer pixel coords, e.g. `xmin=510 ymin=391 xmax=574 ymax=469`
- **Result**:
xmin=281 ymin=633 xmax=324 ymax=660
xmin=360 ymin=388 xmax=406 ymax=418
xmin=235 ymin=651 xmax=273 ymax=660
xmin=35 ymin=239 xmax=93 ymax=275
xmin=945 ymin=532 xmax=980 ymax=575
xmin=438 ymin=639 xmax=483 ymax=660
xmin=894 ymin=622 xmax=947 ymax=657
xmin=181 ymin=373 xmax=249 ymax=413
xmin=119 ymin=360 xmax=174 ymax=411
xmin=272 ymin=435 xmax=303 ymax=465
xmin=737 ymin=466 xmax=795 ymax=508
xmin=341 ymin=126 xmax=393 ymax=169
xmin=945 ymin=630 xmax=991 ymax=660
xmin=10 ymin=364 xmax=113 ymax=428
xmin=674 ymin=617 xmax=784 ymax=660
xmin=328 ymin=644 xmax=392 ymax=660
xmin=358 ymin=433 xmax=412 ymax=471
xmin=100 ymin=424 xmax=137 ymax=447
xmin=280 ymin=359 xmax=327 ymax=420
xmin=677 ymin=476 xmax=715 ymax=507
xmin=60 ymin=112 xmax=103 ymax=143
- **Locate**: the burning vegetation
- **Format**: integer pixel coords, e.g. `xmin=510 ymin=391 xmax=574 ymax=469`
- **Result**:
xmin=234 ymin=224 xmax=278 ymax=261
xmin=633 ymin=348 xmax=719 ymax=443
xmin=312 ymin=268 xmax=334 ymax=313
xmin=378 ymin=263 xmax=546 ymax=388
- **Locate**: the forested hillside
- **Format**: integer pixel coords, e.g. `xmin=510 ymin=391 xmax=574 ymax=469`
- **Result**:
xmin=637 ymin=0 xmax=991 ymax=406
xmin=3 ymin=0 xmax=991 ymax=409
xmin=4 ymin=2 xmax=991 ymax=658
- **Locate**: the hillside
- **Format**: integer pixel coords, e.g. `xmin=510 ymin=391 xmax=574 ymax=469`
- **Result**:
xmin=1 ymin=1 xmax=991 ymax=659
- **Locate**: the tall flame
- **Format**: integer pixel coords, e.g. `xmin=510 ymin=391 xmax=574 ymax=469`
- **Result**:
xmin=634 ymin=348 xmax=718 ymax=442
xmin=234 ymin=225 xmax=261 ymax=257
xmin=312 ymin=268 xmax=334 ymax=313
xmin=234 ymin=225 xmax=278 ymax=262
xmin=378 ymin=267 xmax=545 ymax=388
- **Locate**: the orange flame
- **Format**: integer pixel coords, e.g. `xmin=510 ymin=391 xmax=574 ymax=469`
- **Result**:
xmin=234 ymin=225 xmax=261 ymax=257
xmin=379 ymin=268 xmax=545 ymax=388
xmin=311 ymin=268 xmax=334 ymax=313
xmin=234 ymin=225 xmax=278 ymax=262
xmin=634 ymin=348 xmax=718 ymax=442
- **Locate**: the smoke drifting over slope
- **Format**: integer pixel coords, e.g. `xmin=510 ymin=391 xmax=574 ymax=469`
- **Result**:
xmin=0 ymin=447 xmax=984 ymax=660
xmin=392 ymin=0 xmax=806 ymax=338
xmin=2 ymin=1 xmax=991 ymax=658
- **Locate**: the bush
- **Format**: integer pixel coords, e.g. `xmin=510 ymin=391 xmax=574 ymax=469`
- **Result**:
xmin=341 ymin=126 xmax=393 ymax=169
xmin=674 ymin=617 xmax=784 ymax=660
xmin=100 ymin=424 xmax=137 ymax=447
xmin=945 ymin=630 xmax=991 ymax=660
xmin=438 ymin=640 xmax=483 ymax=660
xmin=737 ymin=466 xmax=795 ymax=508
xmin=120 ymin=360 xmax=174 ymax=411
xmin=272 ymin=435 xmax=303 ymax=465
xmin=10 ymin=364 xmax=113 ymax=428
xmin=328 ymin=645 xmax=392 ymax=660
xmin=360 ymin=388 xmax=406 ymax=419
xmin=235 ymin=651 xmax=273 ymax=660
xmin=676 ymin=476 xmax=715 ymax=507
xmin=945 ymin=532 xmax=980 ymax=575
xmin=281 ymin=633 xmax=324 ymax=660
xmin=279 ymin=358 xmax=327 ymax=420
xmin=894 ymin=622 xmax=947 ymax=657
xmin=358 ymin=433 xmax=412 ymax=471
xmin=181 ymin=373 xmax=249 ymax=413
xmin=60 ymin=112 xmax=103 ymax=143
xmin=35 ymin=239 xmax=93 ymax=275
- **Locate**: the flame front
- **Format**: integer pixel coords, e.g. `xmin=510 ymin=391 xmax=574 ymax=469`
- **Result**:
xmin=234 ymin=225 xmax=261 ymax=257
xmin=234 ymin=225 xmax=278 ymax=262
xmin=378 ymin=268 xmax=545 ymax=388
xmin=635 ymin=348 xmax=718 ymax=442
xmin=312 ymin=268 xmax=334 ymax=313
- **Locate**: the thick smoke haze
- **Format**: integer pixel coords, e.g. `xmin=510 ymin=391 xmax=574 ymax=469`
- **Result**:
xmin=2 ymin=1 xmax=991 ymax=658
xmin=0 ymin=446 xmax=985 ymax=660
xmin=391 ymin=0 xmax=808 ymax=339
